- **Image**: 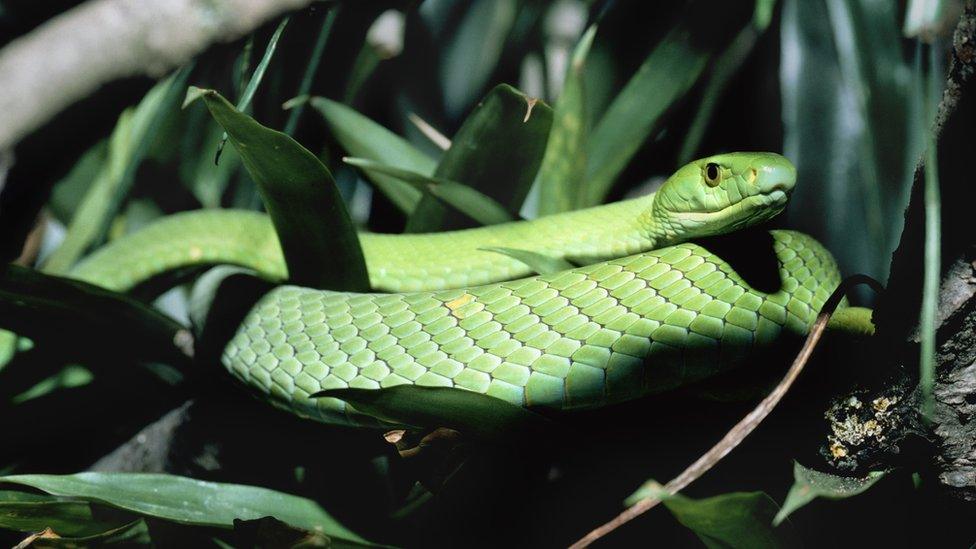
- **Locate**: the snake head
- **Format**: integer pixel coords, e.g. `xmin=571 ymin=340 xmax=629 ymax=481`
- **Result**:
xmin=647 ymin=152 xmax=796 ymax=244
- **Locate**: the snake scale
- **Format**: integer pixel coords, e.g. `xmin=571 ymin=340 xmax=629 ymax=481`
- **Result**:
xmin=41 ymin=153 xmax=854 ymax=427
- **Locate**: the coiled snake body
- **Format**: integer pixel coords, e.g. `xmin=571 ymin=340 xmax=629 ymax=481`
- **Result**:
xmin=53 ymin=153 xmax=854 ymax=427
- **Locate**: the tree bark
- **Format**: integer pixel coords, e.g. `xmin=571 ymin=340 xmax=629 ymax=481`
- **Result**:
xmin=823 ymin=1 xmax=976 ymax=500
xmin=0 ymin=0 xmax=314 ymax=152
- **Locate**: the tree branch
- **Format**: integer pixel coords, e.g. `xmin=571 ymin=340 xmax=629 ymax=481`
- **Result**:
xmin=822 ymin=2 xmax=976 ymax=499
xmin=0 ymin=0 xmax=315 ymax=151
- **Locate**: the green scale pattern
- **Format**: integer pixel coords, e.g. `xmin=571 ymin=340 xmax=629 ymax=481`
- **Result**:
xmin=222 ymin=230 xmax=840 ymax=426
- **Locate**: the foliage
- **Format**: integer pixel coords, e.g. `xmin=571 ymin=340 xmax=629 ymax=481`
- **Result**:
xmin=0 ymin=0 xmax=963 ymax=546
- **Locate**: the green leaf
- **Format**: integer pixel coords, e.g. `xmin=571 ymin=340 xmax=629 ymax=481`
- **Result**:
xmin=0 ymin=330 xmax=16 ymax=373
xmin=11 ymin=364 xmax=92 ymax=405
xmin=0 ymin=264 xmax=191 ymax=364
xmin=0 ymin=490 xmax=128 ymax=537
xmin=627 ymin=483 xmax=800 ymax=549
xmin=535 ymin=25 xmax=595 ymax=216
xmin=284 ymin=7 xmax=338 ymax=136
xmin=0 ymin=473 xmax=375 ymax=546
xmin=48 ymin=140 xmax=108 ymax=224
xmin=582 ymin=7 xmax=718 ymax=207
xmin=31 ymin=520 xmax=151 ymax=548
xmin=310 ymin=97 xmax=431 ymax=213
xmin=775 ymin=462 xmax=889 ymax=526
xmin=678 ymin=16 xmax=764 ymax=165
xmin=314 ymin=385 xmax=551 ymax=440
xmin=754 ymin=0 xmax=777 ymax=30
xmin=179 ymin=107 xmax=240 ymax=208
xmin=43 ymin=67 xmax=189 ymax=274
xmin=441 ymin=0 xmax=518 ymax=117
xmin=343 ymin=39 xmax=383 ymax=106
xmin=919 ymin=44 xmax=942 ymax=420
xmin=406 ymin=84 xmax=552 ymax=232
xmin=216 ymin=16 xmax=290 ymax=163
xmin=479 ymin=247 xmax=574 ymax=275
xmin=198 ymin=89 xmax=369 ymax=292
xmin=188 ymin=266 xmax=275 ymax=363
xmin=782 ymin=0 xmax=917 ymax=283
xmin=344 ymin=158 xmax=514 ymax=227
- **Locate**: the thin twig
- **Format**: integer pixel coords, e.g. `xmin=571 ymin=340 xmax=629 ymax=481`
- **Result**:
xmin=408 ymin=112 xmax=452 ymax=151
xmin=569 ymin=275 xmax=883 ymax=548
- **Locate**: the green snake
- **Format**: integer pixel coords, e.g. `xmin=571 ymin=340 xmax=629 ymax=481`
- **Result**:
xmin=17 ymin=152 xmax=859 ymax=427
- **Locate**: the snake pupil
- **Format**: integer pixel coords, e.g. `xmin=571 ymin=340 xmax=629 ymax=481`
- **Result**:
xmin=705 ymin=163 xmax=721 ymax=186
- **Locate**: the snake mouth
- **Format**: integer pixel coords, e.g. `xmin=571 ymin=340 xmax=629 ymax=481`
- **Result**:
xmin=674 ymin=189 xmax=790 ymax=225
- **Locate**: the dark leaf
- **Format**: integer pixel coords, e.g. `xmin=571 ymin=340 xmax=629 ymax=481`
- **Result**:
xmin=536 ymin=25 xmax=595 ymax=215
xmin=30 ymin=520 xmax=151 ymax=548
xmin=582 ymin=3 xmax=726 ymax=206
xmin=441 ymin=0 xmax=519 ymax=117
xmin=314 ymin=385 xmax=552 ymax=441
xmin=197 ymin=89 xmax=369 ymax=292
xmin=0 ymin=264 xmax=191 ymax=364
xmin=344 ymin=158 xmax=514 ymax=226
xmin=774 ymin=462 xmax=888 ymax=525
xmin=0 ymin=473 xmax=376 ymax=546
xmin=44 ymin=68 xmax=190 ymax=274
xmin=216 ymin=17 xmax=290 ymax=163
xmin=0 ymin=490 xmax=128 ymax=538
xmin=310 ymin=97 xmax=431 ymax=213
xmin=627 ymin=483 xmax=801 ymax=549
xmin=406 ymin=84 xmax=552 ymax=232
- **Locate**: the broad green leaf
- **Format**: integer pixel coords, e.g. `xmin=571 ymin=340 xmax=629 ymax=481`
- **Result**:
xmin=774 ymin=462 xmax=888 ymax=525
xmin=0 ymin=490 xmax=127 ymax=537
xmin=582 ymin=2 xmax=730 ymax=207
xmin=627 ymin=483 xmax=800 ymax=549
xmin=310 ymin=97 xmax=431 ymax=213
xmin=440 ymin=0 xmax=518 ymax=117
xmin=216 ymin=17 xmax=289 ymax=163
xmin=43 ymin=67 xmax=188 ymax=274
xmin=479 ymin=247 xmax=574 ymax=275
xmin=344 ymin=158 xmax=514 ymax=227
xmin=198 ymin=89 xmax=369 ymax=292
xmin=314 ymin=385 xmax=551 ymax=440
xmin=0 ymin=264 xmax=191 ymax=364
xmin=536 ymin=25 xmax=595 ymax=216
xmin=0 ymin=473 xmax=374 ymax=546
xmin=406 ymin=84 xmax=552 ymax=232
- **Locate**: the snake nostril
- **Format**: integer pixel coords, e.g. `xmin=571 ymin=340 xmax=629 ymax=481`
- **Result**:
xmin=747 ymin=168 xmax=758 ymax=184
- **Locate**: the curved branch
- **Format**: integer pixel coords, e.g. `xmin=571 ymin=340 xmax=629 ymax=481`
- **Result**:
xmin=0 ymin=0 xmax=314 ymax=151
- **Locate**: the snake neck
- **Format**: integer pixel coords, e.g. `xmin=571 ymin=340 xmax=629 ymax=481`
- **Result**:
xmin=542 ymin=193 xmax=662 ymax=261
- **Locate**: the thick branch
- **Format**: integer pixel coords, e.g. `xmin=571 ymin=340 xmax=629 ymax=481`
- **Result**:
xmin=0 ymin=0 xmax=314 ymax=151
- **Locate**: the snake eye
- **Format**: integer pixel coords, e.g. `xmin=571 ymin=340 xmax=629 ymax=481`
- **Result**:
xmin=704 ymin=163 xmax=722 ymax=187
